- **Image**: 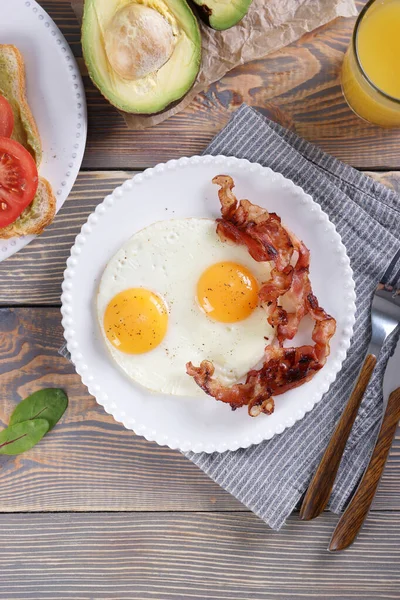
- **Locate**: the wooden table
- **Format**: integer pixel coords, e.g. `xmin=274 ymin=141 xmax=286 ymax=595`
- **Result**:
xmin=0 ymin=1 xmax=399 ymax=598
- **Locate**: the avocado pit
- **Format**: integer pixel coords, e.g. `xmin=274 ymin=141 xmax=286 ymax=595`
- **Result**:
xmin=82 ymin=0 xmax=202 ymax=114
xmin=104 ymin=3 xmax=176 ymax=80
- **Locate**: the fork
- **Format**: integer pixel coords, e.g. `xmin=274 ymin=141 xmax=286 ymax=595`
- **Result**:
xmin=300 ymin=251 xmax=400 ymax=522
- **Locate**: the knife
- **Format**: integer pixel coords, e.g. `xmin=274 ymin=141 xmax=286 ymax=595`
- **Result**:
xmin=329 ymin=334 xmax=400 ymax=551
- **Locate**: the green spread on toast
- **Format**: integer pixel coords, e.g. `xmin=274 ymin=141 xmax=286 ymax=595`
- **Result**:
xmin=0 ymin=56 xmax=42 ymax=166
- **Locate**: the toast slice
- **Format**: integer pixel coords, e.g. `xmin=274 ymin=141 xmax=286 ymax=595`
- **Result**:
xmin=0 ymin=178 xmax=56 ymax=239
xmin=0 ymin=45 xmax=56 ymax=238
xmin=0 ymin=45 xmax=42 ymax=165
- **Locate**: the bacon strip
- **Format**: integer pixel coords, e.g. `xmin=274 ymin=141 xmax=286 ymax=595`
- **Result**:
xmin=259 ymin=265 xmax=294 ymax=334
xmin=187 ymin=175 xmax=336 ymax=417
xmin=187 ymin=292 xmax=335 ymax=417
xmin=276 ymin=233 xmax=311 ymax=342
xmin=214 ymin=175 xmax=294 ymax=271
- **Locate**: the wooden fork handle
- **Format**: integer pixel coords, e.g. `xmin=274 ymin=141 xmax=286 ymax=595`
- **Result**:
xmin=300 ymin=353 xmax=377 ymax=521
xmin=329 ymin=387 xmax=400 ymax=551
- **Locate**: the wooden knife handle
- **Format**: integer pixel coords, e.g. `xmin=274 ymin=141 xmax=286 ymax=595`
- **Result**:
xmin=329 ymin=387 xmax=400 ymax=551
xmin=300 ymin=354 xmax=377 ymax=521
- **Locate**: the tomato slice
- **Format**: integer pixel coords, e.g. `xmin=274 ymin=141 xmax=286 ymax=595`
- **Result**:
xmin=0 ymin=96 xmax=14 ymax=138
xmin=0 ymin=137 xmax=38 ymax=228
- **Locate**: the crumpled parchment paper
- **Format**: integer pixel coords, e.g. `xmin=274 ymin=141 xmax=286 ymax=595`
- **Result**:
xmin=72 ymin=0 xmax=357 ymax=128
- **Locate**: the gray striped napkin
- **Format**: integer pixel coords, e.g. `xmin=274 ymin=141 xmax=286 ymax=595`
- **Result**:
xmin=184 ymin=105 xmax=400 ymax=529
xmin=60 ymin=105 xmax=400 ymax=530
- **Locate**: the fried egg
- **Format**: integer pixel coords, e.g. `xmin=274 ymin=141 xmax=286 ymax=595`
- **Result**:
xmin=97 ymin=218 xmax=274 ymax=396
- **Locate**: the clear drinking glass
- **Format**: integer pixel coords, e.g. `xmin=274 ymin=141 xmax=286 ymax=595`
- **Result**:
xmin=341 ymin=0 xmax=400 ymax=128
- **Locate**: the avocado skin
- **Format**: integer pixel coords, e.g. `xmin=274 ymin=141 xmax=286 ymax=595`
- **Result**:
xmin=82 ymin=0 xmax=202 ymax=115
xmin=190 ymin=0 xmax=252 ymax=30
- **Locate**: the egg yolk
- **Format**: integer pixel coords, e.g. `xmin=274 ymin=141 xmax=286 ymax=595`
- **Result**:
xmin=104 ymin=288 xmax=168 ymax=354
xmin=197 ymin=261 xmax=259 ymax=323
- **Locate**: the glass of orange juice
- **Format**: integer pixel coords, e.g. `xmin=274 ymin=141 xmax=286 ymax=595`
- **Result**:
xmin=341 ymin=0 xmax=400 ymax=127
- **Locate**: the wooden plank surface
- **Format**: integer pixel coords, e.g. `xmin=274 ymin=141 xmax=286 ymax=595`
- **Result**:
xmin=0 ymin=511 xmax=399 ymax=600
xmin=37 ymin=1 xmax=400 ymax=170
xmin=0 ymin=170 xmax=398 ymax=305
xmin=1 ymin=2 xmax=399 ymax=596
xmin=0 ymin=306 xmax=398 ymax=513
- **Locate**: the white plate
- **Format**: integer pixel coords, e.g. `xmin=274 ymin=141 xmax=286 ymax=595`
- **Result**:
xmin=61 ymin=156 xmax=356 ymax=453
xmin=0 ymin=0 xmax=87 ymax=260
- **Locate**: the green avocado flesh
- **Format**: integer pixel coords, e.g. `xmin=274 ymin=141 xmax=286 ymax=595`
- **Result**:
xmin=82 ymin=0 xmax=201 ymax=114
xmin=192 ymin=0 xmax=252 ymax=30
xmin=0 ymin=57 xmax=41 ymax=165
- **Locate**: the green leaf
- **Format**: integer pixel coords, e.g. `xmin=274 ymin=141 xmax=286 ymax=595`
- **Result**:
xmin=0 ymin=419 xmax=49 ymax=455
xmin=9 ymin=388 xmax=68 ymax=431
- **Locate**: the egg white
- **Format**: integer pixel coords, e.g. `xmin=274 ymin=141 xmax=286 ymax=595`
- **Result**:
xmin=97 ymin=218 xmax=275 ymax=396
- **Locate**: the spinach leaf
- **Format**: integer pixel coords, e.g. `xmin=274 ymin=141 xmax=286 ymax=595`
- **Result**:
xmin=9 ymin=388 xmax=68 ymax=431
xmin=0 ymin=419 xmax=49 ymax=455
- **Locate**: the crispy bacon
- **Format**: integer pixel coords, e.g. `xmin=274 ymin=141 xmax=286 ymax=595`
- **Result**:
xmin=214 ymin=175 xmax=294 ymax=271
xmin=187 ymin=294 xmax=335 ymax=417
xmin=276 ymin=265 xmax=310 ymax=343
xmin=259 ymin=265 xmax=294 ymax=333
xmin=187 ymin=175 xmax=336 ymax=417
xmin=276 ymin=233 xmax=312 ymax=342
xmin=187 ymin=359 xmax=275 ymax=417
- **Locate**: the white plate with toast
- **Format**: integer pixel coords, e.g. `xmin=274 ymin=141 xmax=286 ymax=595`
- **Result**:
xmin=0 ymin=0 xmax=87 ymax=260
xmin=61 ymin=156 xmax=356 ymax=454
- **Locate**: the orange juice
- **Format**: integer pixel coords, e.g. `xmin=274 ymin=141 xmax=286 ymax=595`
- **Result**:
xmin=341 ymin=0 xmax=400 ymax=127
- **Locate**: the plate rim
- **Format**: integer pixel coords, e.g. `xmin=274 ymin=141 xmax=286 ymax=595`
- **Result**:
xmin=0 ymin=0 xmax=87 ymax=260
xmin=61 ymin=155 xmax=356 ymax=453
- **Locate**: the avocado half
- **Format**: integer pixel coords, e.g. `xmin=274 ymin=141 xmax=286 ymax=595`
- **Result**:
xmin=82 ymin=0 xmax=201 ymax=114
xmin=191 ymin=0 xmax=252 ymax=30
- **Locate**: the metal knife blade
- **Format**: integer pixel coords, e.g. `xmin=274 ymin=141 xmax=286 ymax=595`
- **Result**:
xmin=383 ymin=332 xmax=400 ymax=403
